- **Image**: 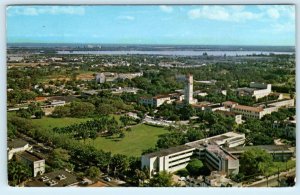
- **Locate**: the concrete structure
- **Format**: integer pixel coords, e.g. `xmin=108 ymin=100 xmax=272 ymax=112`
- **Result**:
xmin=95 ymin=72 xmax=143 ymax=83
xmin=224 ymin=145 xmax=295 ymax=161
xmin=25 ymin=170 xmax=80 ymax=187
xmin=7 ymin=139 xmax=32 ymax=160
xmin=267 ymin=99 xmax=295 ymax=108
xmin=141 ymin=145 xmax=195 ymax=177
xmin=204 ymin=171 xmax=240 ymax=187
xmin=16 ymin=151 xmax=45 ymax=177
xmin=237 ymin=82 xmax=272 ymax=100
xmin=227 ymin=99 xmax=295 ymax=120
xmin=184 ymin=74 xmax=197 ymax=104
xmin=231 ymin=104 xmax=265 ymax=119
xmin=95 ymin=73 xmax=106 ymax=83
xmin=142 ymin=132 xmax=245 ymax=177
xmin=139 ymin=95 xmax=171 ymax=108
xmin=202 ymin=145 xmax=240 ymax=175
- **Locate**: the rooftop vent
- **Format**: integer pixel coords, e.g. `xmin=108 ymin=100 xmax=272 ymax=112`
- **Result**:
xmin=47 ymin=180 xmax=58 ymax=186
xmin=40 ymin=176 xmax=50 ymax=182
xmin=57 ymin=174 xmax=67 ymax=180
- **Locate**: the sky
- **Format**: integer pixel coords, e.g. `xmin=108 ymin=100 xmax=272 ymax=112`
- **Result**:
xmin=6 ymin=5 xmax=296 ymax=46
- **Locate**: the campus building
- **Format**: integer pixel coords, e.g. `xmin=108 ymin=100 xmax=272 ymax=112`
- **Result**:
xmin=16 ymin=151 xmax=45 ymax=177
xmin=228 ymin=98 xmax=295 ymax=120
xmin=184 ymin=74 xmax=197 ymax=104
xmin=25 ymin=170 xmax=80 ymax=187
xmin=141 ymin=132 xmax=245 ymax=177
xmin=237 ymin=82 xmax=272 ymax=100
xmin=7 ymin=139 xmax=32 ymax=160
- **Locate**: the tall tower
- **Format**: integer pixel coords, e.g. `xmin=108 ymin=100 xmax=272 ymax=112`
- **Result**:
xmin=184 ymin=74 xmax=194 ymax=104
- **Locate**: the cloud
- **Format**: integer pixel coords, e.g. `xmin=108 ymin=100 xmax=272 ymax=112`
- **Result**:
xmin=117 ymin=15 xmax=135 ymax=21
xmin=188 ymin=6 xmax=263 ymax=22
xmin=160 ymin=5 xmax=173 ymax=13
xmin=7 ymin=6 xmax=85 ymax=16
xmin=266 ymin=8 xmax=280 ymax=19
xmin=257 ymin=5 xmax=294 ymax=20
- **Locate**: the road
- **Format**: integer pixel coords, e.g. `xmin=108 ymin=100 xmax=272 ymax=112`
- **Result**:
xmin=245 ymin=168 xmax=296 ymax=187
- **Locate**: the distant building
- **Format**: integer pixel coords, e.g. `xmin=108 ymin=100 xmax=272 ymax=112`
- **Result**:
xmin=231 ymin=104 xmax=265 ymax=119
xmin=225 ymin=99 xmax=295 ymax=120
xmin=16 ymin=151 xmax=45 ymax=177
xmin=95 ymin=73 xmax=106 ymax=83
xmin=25 ymin=170 xmax=80 ymax=187
xmin=7 ymin=139 xmax=32 ymax=160
xmin=237 ymin=82 xmax=272 ymax=100
xmin=139 ymin=95 xmax=171 ymax=108
xmin=184 ymin=74 xmax=197 ymax=104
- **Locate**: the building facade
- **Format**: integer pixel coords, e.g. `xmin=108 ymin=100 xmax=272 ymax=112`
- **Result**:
xmin=142 ymin=132 xmax=245 ymax=177
xmin=16 ymin=151 xmax=45 ymax=177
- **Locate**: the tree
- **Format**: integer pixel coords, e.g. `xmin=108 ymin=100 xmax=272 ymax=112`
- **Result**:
xmin=133 ymin=169 xmax=147 ymax=186
xmin=86 ymin=166 xmax=101 ymax=179
xmin=48 ymin=148 xmax=74 ymax=171
xmin=52 ymin=106 xmax=71 ymax=118
xmin=70 ymin=101 xmax=95 ymax=118
xmin=186 ymin=129 xmax=204 ymax=142
xmin=110 ymin=154 xmax=129 ymax=177
xmin=149 ymin=171 xmax=173 ymax=187
xmin=186 ymin=159 xmax=204 ymax=176
xmin=120 ymin=115 xmax=131 ymax=127
xmin=8 ymin=160 xmax=32 ymax=186
xmin=239 ymin=148 xmax=273 ymax=177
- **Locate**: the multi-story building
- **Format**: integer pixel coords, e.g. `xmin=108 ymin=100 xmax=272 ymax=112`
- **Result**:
xmin=142 ymin=132 xmax=245 ymax=177
xmin=141 ymin=145 xmax=195 ymax=177
xmin=231 ymin=104 xmax=264 ymax=119
xmin=237 ymin=82 xmax=272 ymax=100
xmin=16 ymin=151 xmax=45 ymax=177
xmin=139 ymin=95 xmax=171 ymax=108
xmin=228 ymin=99 xmax=295 ymax=120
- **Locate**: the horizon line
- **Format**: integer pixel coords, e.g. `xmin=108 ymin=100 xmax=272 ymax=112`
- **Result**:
xmin=7 ymin=42 xmax=296 ymax=47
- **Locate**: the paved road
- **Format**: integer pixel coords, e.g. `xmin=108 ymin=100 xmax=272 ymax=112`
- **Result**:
xmin=246 ymin=168 xmax=295 ymax=187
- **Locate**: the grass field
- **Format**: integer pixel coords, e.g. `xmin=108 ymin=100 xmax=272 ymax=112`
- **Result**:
xmin=85 ymin=124 xmax=168 ymax=157
xmin=31 ymin=117 xmax=91 ymax=130
xmin=28 ymin=116 xmax=167 ymax=157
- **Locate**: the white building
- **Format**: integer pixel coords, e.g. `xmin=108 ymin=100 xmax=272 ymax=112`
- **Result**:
xmin=184 ymin=74 xmax=197 ymax=104
xmin=141 ymin=145 xmax=195 ymax=177
xmin=237 ymin=82 xmax=272 ymax=100
xmin=16 ymin=151 xmax=45 ymax=177
xmin=7 ymin=139 xmax=32 ymax=160
xmin=142 ymin=132 xmax=245 ymax=177
xmin=95 ymin=73 xmax=106 ymax=83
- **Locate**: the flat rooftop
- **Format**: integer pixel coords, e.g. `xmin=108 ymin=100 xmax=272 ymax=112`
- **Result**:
xmin=224 ymin=145 xmax=294 ymax=153
xmin=186 ymin=132 xmax=245 ymax=148
xmin=143 ymin=145 xmax=194 ymax=158
xmin=26 ymin=170 xmax=79 ymax=187
xmin=8 ymin=139 xmax=28 ymax=149
xmin=17 ymin=151 xmax=44 ymax=162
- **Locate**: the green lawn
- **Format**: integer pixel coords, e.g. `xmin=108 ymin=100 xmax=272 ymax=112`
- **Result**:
xmin=85 ymin=124 xmax=168 ymax=157
xmin=29 ymin=116 xmax=167 ymax=157
xmin=31 ymin=117 xmax=91 ymax=130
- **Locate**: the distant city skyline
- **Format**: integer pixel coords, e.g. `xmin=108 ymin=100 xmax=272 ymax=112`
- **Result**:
xmin=6 ymin=5 xmax=295 ymax=46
